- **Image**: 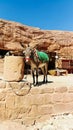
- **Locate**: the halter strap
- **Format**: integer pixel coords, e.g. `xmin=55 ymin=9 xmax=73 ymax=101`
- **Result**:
xmin=33 ymin=48 xmax=40 ymax=62
xmin=33 ymin=49 xmax=38 ymax=58
xmin=25 ymin=56 xmax=31 ymax=62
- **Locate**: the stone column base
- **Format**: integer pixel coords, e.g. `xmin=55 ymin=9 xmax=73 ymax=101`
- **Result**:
xmin=3 ymin=56 xmax=24 ymax=81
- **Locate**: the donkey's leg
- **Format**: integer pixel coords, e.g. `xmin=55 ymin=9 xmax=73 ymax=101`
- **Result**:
xmin=43 ymin=75 xmax=45 ymax=83
xmin=44 ymin=66 xmax=47 ymax=83
xmin=42 ymin=64 xmax=48 ymax=83
xmin=32 ymin=70 xmax=35 ymax=85
xmin=45 ymin=74 xmax=48 ymax=83
xmin=45 ymin=63 xmax=48 ymax=83
xmin=36 ymin=69 xmax=38 ymax=85
xmin=41 ymin=66 xmax=45 ymax=83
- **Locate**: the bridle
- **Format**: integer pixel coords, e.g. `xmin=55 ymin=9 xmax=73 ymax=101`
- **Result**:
xmin=25 ymin=56 xmax=31 ymax=62
xmin=25 ymin=47 xmax=40 ymax=64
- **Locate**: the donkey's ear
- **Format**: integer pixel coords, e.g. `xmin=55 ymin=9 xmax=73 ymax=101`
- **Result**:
xmin=25 ymin=43 xmax=30 ymax=48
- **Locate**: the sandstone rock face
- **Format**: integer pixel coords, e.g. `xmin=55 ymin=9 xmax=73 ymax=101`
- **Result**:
xmin=3 ymin=56 xmax=24 ymax=81
xmin=0 ymin=19 xmax=73 ymax=58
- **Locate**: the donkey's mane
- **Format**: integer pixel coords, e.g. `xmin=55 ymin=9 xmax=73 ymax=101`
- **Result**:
xmin=30 ymin=48 xmax=40 ymax=64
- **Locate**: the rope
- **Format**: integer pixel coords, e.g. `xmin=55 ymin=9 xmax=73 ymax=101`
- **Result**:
xmin=7 ymin=81 xmax=31 ymax=96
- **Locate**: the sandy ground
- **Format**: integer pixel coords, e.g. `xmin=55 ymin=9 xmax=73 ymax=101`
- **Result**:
xmin=23 ymin=74 xmax=73 ymax=87
xmin=0 ymin=72 xmax=73 ymax=87
xmin=0 ymin=74 xmax=73 ymax=129
xmin=0 ymin=114 xmax=73 ymax=130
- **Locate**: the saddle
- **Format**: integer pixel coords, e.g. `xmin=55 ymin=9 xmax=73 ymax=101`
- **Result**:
xmin=36 ymin=50 xmax=49 ymax=63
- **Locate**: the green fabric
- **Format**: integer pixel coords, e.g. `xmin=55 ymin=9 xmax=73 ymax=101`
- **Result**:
xmin=37 ymin=50 xmax=49 ymax=62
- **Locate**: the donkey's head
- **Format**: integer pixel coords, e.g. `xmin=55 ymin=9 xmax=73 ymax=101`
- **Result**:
xmin=23 ymin=45 xmax=32 ymax=63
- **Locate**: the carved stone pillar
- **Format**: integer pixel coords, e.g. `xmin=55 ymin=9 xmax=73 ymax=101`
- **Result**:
xmin=4 ymin=56 xmax=24 ymax=81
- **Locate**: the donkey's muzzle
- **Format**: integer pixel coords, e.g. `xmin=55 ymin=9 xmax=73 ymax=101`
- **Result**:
xmin=25 ymin=56 xmax=30 ymax=62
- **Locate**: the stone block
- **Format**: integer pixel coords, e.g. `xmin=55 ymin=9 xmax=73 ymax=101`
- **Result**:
xmin=0 ymin=90 xmax=6 ymax=101
xmin=30 ymin=87 xmax=43 ymax=95
xmin=0 ymin=102 xmax=6 ymax=120
xmin=22 ymin=116 xmax=35 ymax=125
xmin=30 ymin=86 xmax=54 ymax=95
xmin=6 ymin=94 xmax=15 ymax=109
xmin=0 ymin=81 xmax=6 ymax=88
xmin=68 ymin=86 xmax=73 ymax=93
xmin=36 ymin=114 xmax=50 ymax=123
xmin=6 ymin=109 xmax=15 ymax=119
xmin=55 ymin=86 xmax=67 ymax=93
xmin=65 ymin=102 xmax=73 ymax=113
xmin=24 ymin=94 xmax=52 ymax=106
xmin=63 ymin=93 xmax=73 ymax=103
xmin=41 ymin=86 xmax=54 ymax=94
xmin=0 ymin=59 xmax=4 ymax=74
xmin=3 ymin=56 xmax=24 ymax=81
xmin=53 ymin=103 xmax=66 ymax=114
xmin=38 ymin=104 xmax=53 ymax=115
xmin=53 ymin=102 xmax=73 ymax=114
xmin=53 ymin=93 xmax=63 ymax=102
xmin=44 ymin=93 xmax=53 ymax=104
xmin=28 ymin=105 xmax=38 ymax=117
xmin=6 ymin=82 xmax=31 ymax=96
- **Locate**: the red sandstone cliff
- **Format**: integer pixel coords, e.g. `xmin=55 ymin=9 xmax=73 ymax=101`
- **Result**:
xmin=0 ymin=19 xmax=73 ymax=58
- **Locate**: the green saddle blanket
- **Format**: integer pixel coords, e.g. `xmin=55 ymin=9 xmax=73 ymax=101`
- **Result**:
xmin=37 ymin=50 xmax=49 ymax=62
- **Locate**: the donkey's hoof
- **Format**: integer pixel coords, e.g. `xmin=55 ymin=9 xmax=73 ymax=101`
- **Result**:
xmin=46 ymin=80 xmax=48 ymax=83
xmin=33 ymin=83 xmax=37 ymax=86
xmin=43 ymin=81 xmax=45 ymax=84
xmin=33 ymin=82 xmax=39 ymax=86
xmin=43 ymin=80 xmax=48 ymax=84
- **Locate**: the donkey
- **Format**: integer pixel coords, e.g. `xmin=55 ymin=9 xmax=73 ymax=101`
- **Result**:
xmin=24 ymin=45 xmax=49 ymax=86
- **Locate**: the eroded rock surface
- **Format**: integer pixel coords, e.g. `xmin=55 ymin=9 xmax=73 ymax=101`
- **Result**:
xmin=0 ymin=19 xmax=73 ymax=58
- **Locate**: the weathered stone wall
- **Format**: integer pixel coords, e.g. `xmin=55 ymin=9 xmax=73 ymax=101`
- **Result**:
xmin=0 ymin=81 xmax=73 ymax=125
xmin=0 ymin=59 xmax=4 ymax=75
